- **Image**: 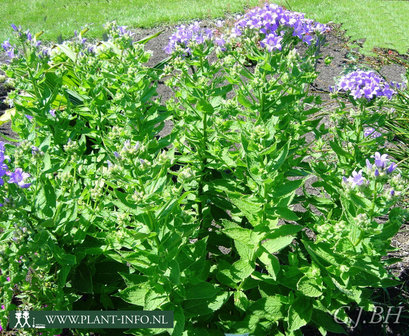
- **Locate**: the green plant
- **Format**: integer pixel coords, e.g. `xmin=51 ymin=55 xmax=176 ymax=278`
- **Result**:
xmin=1 ymin=5 xmax=407 ymax=335
xmin=384 ymin=65 xmax=409 ymax=178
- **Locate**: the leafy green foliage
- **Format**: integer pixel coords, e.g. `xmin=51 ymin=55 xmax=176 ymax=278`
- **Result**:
xmin=0 ymin=17 xmax=407 ymax=336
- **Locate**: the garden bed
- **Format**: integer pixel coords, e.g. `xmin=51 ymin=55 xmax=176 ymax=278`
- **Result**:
xmin=1 ymin=7 xmax=409 ymax=336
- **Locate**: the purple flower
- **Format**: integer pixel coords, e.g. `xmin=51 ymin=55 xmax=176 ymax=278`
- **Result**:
xmin=26 ymin=30 xmax=32 ymax=41
xmin=114 ymin=151 xmax=120 ymax=158
xmin=343 ymin=169 xmax=366 ymax=188
xmin=214 ymin=37 xmax=226 ymax=47
xmin=366 ymin=152 xmax=398 ymax=177
xmin=6 ymin=48 xmax=16 ymax=59
xmin=6 ymin=276 xmax=10 ymax=282
xmin=49 ymin=109 xmax=56 ymax=117
xmin=0 ymin=163 xmax=8 ymax=185
xmin=260 ymin=33 xmax=282 ymax=51
xmin=364 ymin=127 xmax=382 ymax=138
xmin=366 ymin=159 xmax=373 ymax=171
xmin=0 ymin=142 xmax=9 ymax=184
xmin=7 ymin=168 xmax=31 ymax=188
xmin=373 ymin=152 xmax=389 ymax=169
xmin=228 ymin=3 xmax=327 ymax=50
xmin=40 ymin=48 xmax=50 ymax=58
xmin=386 ymin=162 xmax=397 ymax=174
xmin=1 ymin=40 xmax=11 ymax=51
xmin=335 ymin=70 xmax=398 ymax=101
xmin=350 ymin=170 xmax=366 ymax=186
xmin=1 ymin=304 xmax=4 ymax=310
xmin=11 ymin=24 xmax=18 ymax=32
xmin=165 ymin=22 xmax=214 ymax=54
xmin=31 ymin=146 xmax=40 ymax=155
xmin=390 ymin=189 xmax=395 ymax=196
xmin=25 ymin=114 xmax=34 ymax=121
xmin=118 ymin=26 xmax=129 ymax=36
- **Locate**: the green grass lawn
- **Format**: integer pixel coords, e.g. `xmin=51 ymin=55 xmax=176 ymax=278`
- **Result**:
xmin=1 ymin=0 xmax=408 ymax=54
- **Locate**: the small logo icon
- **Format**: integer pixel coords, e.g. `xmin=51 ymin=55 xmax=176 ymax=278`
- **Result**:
xmin=13 ymin=311 xmax=33 ymax=328
xmin=21 ymin=311 xmax=31 ymax=328
xmin=14 ymin=311 xmax=23 ymax=328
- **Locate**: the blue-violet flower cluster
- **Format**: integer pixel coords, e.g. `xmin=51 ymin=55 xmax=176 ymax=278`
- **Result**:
xmin=0 ymin=142 xmax=31 ymax=207
xmin=1 ymin=39 xmax=16 ymax=59
xmin=363 ymin=127 xmax=382 ymax=139
xmin=2 ymin=25 xmax=44 ymax=60
xmin=366 ymin=152 xmax=397 ymax=177
xmin=165 ymin=22 xmax=213 ymax=54
xmin=343 ymin=152 xmax=398 ymax=193
xmin=232 ymin=3 xmax=328 ymax=49
xmin=334 ymin=70 xmax=398 ymax=100
xmin=165 ymin=4 xmax=328 ymax=54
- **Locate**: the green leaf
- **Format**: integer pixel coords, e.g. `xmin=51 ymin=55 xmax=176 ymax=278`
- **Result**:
xmin=35 ymin=179 xmax=56 ymax=218
xmin=288 ymin=297 xmax=312 ymax=331
xmin=71 ymin=263 xmax=93 ymax=294
xmin=275 ymin=207 xmax=300 ymax=221
xmin=114 ymin=189 xmax=137 ymax=210
xmin=119 ymin=273 xmax=147 ymax=287
xmin=145 ymin=287 xmax=168 ymax=310
xmin=258 ymin=252 xmax=280 ymax=280
xmin=330 ymin=141 xmax=352 ymax=160
xmin=168 ymin=260 xmax=181 ymax=285
xmin=153 ymin=56 xmax=171 ymax=70
xmin=58 ymin=44 xmax=77 ymax=62
xmin=273 ymin=179 xmax=304 ymax=198
xmin=216 ymin=260 xmax=239 ymax=288
xmin=311 ymin=309 xmax=347 ymax=334
xmin=65 ymin=89 xmax=87 ymax=106
xmin=58 ymin=266 xmax=71 ymax=288
xmin=222 ymin=221 xmax=260 ymax=244
xmin=262 ymin=236 xmax=294 ymax=254
xmin=271 ymin=141 xmax=290 ymax=170
xmin=197 ymin=99 xmax=214 ymax=114
xmin=137 ymin=30 xmax=163 ymax=44
xmin=249 ymin=295 xmax=284 ymax=321
xmin=297 ymin=276 xmax=322 ymax=297
xmin=184 ymin=282 xmax=220 ymax=300
xmin=238 ymin=92 xmax=253 ymax=107
xmin=231 ymin=259 xmax=254 ymax=281
xmin=264 ymin=223 xmax=301 ymax=239
xmin=350 ymin=193 xmax=372 ymax=210
xmin=0 ymin=108 xmax=15 ymax=126
xmin=229 ymin=196 xmax=262 ymax=227
xmin=302 ymin=240 xmax=339 ymax=267
xmin=172 ymin=307 xmax=185 ymax=336
xmin=223 ymin=221 xmax=261 ymax=260
xmin=234 ymin=290 xmax=250 ymax=312
xmin=208 ymin=292 xmax=230 ymax=312
xmin=116 ymin=284 xmax=148 ymax=306
xmin=349 ymin=223 xmax=362 ymax=246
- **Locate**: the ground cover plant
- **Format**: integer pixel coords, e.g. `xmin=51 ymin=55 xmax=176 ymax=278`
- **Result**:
xmin=1 ymin=2 xmax=409 ymax=336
